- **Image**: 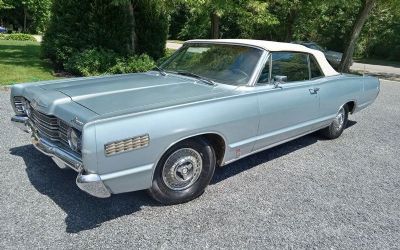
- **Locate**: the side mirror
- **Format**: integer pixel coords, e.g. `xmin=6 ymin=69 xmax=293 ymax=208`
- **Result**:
xmin=273 ymin=75 xmax=287 ymax=88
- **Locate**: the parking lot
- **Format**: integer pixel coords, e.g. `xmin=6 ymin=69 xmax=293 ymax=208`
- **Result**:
xmin=0 ymin=80 xmax=399 ymax=249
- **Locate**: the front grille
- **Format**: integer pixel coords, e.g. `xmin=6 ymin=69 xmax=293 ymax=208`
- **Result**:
xmin=29 ymin=104 xmax=69 ymax=146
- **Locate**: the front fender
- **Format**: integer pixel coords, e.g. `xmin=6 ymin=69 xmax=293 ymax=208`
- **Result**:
xmin=91 ymin=93 xmax=259 ymax=194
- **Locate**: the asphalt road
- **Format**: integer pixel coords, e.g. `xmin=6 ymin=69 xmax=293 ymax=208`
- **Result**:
xmin=351 ymin=63 xmax=400 ymax=81
xmin=1 ymin=80 xmax=399 ymax=249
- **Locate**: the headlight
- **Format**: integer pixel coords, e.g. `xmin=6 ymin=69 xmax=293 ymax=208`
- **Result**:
xmin=68 ymin=128 xmax=81 ymax=152
xmin=22 ymin=99 xmax=31 ymax=117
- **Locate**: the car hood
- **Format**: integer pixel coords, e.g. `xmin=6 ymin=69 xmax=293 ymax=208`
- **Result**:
xmin=39 ymin=72 xmax=232 ymax=115
xmin=324 ymin=50 xmax=343 ymax=59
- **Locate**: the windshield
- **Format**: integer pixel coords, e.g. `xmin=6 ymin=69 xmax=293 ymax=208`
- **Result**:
xmin=160 ymin=43 xmax=263 ymax=86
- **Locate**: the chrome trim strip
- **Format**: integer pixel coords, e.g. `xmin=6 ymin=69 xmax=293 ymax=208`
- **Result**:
xmin=228 ymin=115 xmax=335 ymax=149
xmin=221 ymin=122 xmax=331 ymax=166
xmin=184 ymin=40 xmax=268 ymax=53
xmin=32 ymin=135 xmax=83 ymax=172
xmin=104 ymin=134 xmax=150 ymax=157
xmin=100 ymin=163 xmax=154 ymax=181
xmin=248 ymin=50 xmax=269 ymax=87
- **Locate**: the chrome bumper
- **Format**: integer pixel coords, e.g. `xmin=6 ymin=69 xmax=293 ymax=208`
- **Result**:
xmin=11 ymin=115 xmax=111 ymax=198
xmin=11 ymin=115 xmax=31 ymax=133
xmin=76 ymin=173 xmax=111 ymax=198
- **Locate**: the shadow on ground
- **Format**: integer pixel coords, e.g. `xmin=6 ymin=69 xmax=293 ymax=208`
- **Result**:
xmin=10 ymin=145 xmax=158 ymax=233
xmin=9 ymin=121 xmax=356 ymax=233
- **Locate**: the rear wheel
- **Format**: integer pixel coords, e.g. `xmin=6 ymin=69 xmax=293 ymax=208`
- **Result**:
xmin=148 ymin=138 xmax=216 ymax=205
xmin=319 ymin=104 xmax=349 ymax=139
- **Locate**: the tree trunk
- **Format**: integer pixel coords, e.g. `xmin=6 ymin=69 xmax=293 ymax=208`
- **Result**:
xmin=23 ymin=7 xmax=27 ymax=32
xmin=285 ymin=11 xmax=297 ymax=42
xmin=210 ymin=11 xmax=220 ymax=39
xmin=128 ymin=1 xmax=137 ymax=53
xmin=338 ymin=0 xmax=376 ymax=73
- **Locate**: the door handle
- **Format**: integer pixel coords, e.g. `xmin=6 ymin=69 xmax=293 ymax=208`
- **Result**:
xmin=309 ymin=87 xmax=320 ymax=94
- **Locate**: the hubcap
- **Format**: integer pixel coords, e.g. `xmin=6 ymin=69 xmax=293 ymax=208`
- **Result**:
xmin=333 ymin=107 xmax=345 ymax=131
xmin=162 ymin=148 xmax=203 ymax=191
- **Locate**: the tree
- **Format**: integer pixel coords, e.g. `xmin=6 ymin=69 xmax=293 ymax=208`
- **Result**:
xmin=23 ymin=0 xmax=53 ymax=33
xmin=268 ymin=0 xmax=309 ymax=42
xmin=43 ymin=0 xmax=131 ymax=67
xmin=111 ymin=0 xmax=137 ymax=52
xmin=181 ymin=0 xmax=277 ymax=39
xmin=111 ymin=0 xmax=171 ymax=56
xmin=0 ymin=0 xmax=15 ymax=11
xmin=339 ymin=0 xmax=376 ymax=72
xmin=169 ymin=3 xmax=190 ymax=40
xmin=0 ymin=0 xmax=14 ymax=25
xmin=359 ymin=0 xmax=400 ymax=60
xmin=0 ymin=0 xmax=52 ymax=33
xmin=0 ymin=0 xmax=13 ymax=10
xmin=43 ymin=0 xmax=169 ymax=71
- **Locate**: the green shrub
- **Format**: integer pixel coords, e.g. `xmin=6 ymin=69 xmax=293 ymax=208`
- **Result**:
xmin=42 ymin=0 xmax=131 ymax=68
xmin=108 ymin=54 xmax=155 ymax=74
xmin=0 ymin=33 xmax=36 ymax=41
xmin=135 ymin=0 xmax=169 ymax=60
xmin=43 ymin=0 xmax=168 ymax=72
xmin=64 ymin=49 xmax=118 ymax=76
xmin=64 ymin=49 xmax=155 ymax=76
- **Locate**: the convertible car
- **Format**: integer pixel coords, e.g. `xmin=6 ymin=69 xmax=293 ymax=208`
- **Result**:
xmin=10 ymin=39 xmax=380 ymax=204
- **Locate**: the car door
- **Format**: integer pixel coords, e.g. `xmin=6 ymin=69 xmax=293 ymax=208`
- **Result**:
xmin=253 ymin=51 xmax=323 ymax=151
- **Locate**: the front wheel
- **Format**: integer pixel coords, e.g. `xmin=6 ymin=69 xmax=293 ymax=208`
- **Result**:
xmin=319 ymin=104 xmax=349 ymax=139
xmin=148 ymin=138 xmax=216 ymax=205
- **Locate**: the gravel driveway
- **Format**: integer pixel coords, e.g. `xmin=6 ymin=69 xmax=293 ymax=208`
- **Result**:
xmin=1 ymin=80 xmax=399 ymax=249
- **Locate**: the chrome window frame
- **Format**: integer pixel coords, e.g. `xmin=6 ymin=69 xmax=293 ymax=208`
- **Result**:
xmin=253 ymin=51 xmax=327 ymax=86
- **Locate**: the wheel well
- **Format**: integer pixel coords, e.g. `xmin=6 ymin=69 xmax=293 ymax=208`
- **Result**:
xmin=177 ymin=133 xmax=226 ymax=166
xmin=200 ymin=134 xmax=226 ymax=166
xmin=346 ymin=101 xmax=356 ymax=114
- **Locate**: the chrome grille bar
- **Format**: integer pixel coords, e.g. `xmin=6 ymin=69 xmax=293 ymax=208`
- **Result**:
xmin=28 ymin=103 xmax=70 ymax=146
xmin=13 ymin=96 xmax=25 ymax=113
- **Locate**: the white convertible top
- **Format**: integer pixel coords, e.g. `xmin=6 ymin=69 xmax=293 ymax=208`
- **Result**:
xmin=186 ymin=39 xmax=339 ymax=77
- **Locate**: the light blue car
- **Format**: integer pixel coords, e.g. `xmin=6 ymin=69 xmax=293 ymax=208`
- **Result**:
xmin=10 ymin=39 xmax=380 ymax=204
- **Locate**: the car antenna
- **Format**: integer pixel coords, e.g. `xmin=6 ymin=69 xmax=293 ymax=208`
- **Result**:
xmin=363 ymin=63 xmax=366 ymax=77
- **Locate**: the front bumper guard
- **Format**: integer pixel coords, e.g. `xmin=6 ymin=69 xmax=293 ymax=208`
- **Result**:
xmin=11 ymin=115 xmax=111 ymax=198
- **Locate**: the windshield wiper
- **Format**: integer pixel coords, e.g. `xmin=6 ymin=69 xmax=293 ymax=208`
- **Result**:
xmin=153 ymin=66 xmax=167 ymax=76
xmin=176 ymin=71 xmax=216 ymax=86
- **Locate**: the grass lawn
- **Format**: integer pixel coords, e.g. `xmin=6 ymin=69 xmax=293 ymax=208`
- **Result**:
xmin=0 ymin=40 xmax=58 ymax=85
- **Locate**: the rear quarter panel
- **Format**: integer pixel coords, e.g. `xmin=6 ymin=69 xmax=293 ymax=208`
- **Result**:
xmin=317 ymin=74 xmax=369 ymax=118
xmin=358 ymin=76 xmax=380 ymax=111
